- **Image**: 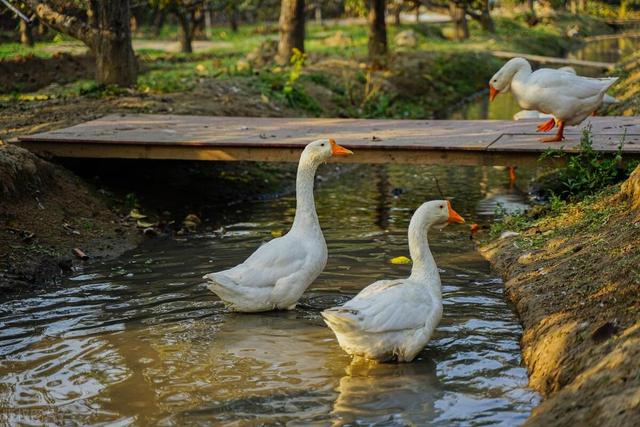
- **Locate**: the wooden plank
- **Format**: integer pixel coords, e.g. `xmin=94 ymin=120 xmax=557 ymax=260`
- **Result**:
xmin=489 ymin=134 xmax=640 ymax=153
xmin=490 ymin=50 xmax=615 ymax=71
xmin=19 ymin=114 xmax=512 ymax=150
xmin=14 ymin=114 xmax=640 ymax=166
xmin=16 ymin=141 xmax=554 ymax=167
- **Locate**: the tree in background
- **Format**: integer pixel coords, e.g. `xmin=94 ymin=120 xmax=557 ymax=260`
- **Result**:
xmin=150 ymin=0 xmax=205 ymax=53
xmin=276 ymin=0 xmax=305 ymax=65
xmin=448 ymin=1 xmax=469 ymax=39
xmin=22 ymin=0 xmax=137 ymax=86
xmin=366 ymin=0 xmax=387 ymax=68
xmin=474 ymin=0 xmax=495 ymax=32
xmin=19 ymin=18 xmax=33 ymax=46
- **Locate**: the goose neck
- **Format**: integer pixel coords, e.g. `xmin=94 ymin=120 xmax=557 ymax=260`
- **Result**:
xmin=407 ymin=218 xmax=439 ymax=286
xmin=291 ymin=157 xmax=321 ymax=233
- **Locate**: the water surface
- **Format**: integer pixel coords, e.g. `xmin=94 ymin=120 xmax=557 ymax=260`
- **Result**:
xmin=0 ymin=165 xmax=539 ymax=425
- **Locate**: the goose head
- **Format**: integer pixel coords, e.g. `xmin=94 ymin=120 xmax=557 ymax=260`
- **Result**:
xmin=413 ymin=200 xmax=465 ymax=231
xmin=489 ymin=57 xmax=531 ymax=101
xmin=301 ymin=138 xmax=353 ymax=165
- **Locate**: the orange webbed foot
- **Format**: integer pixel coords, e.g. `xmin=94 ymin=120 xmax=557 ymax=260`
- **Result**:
xmin=536 ymin=118 xmax=556 ymax=132
xmin=539 ymin=135 xmax=564 ymax=143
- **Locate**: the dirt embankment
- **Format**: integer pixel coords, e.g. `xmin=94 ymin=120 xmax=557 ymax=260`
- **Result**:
xmin=0 ymin=143 xmax=141 ymax=293
xmin=480 ymin=166 xmax=640 ymax=426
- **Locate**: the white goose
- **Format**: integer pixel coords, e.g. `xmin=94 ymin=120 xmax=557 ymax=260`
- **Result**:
xmin=489 ymin=58 xmax=618 ymax=142
xmin=203 ymin=138 xmax=353 ymax=312
xmin=322 ymin=200 xmax=465 ymax=362
xmin=512 ymin=66 xmax=619 ymax=121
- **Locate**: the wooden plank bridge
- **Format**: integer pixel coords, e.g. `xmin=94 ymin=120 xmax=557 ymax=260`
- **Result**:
xmin=15 ymin=114 xmax=640 ymax=167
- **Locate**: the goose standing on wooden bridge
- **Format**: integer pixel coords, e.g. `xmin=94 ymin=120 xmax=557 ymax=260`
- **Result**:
xmin=322 ymin=200 xmax=465 ymax=362
xmin=512 ymin=66 xmax=619 ymax=121
xmin=203 ymin=138 xmax=353 ymax=312
xmin=489 ymin=58 xmax=618 ymax=142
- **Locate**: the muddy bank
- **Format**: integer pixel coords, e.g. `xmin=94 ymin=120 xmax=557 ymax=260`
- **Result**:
xmin=0 ymin=53 xmax=95 ymax=93
xmin=479 ymin=166 xmax=640 ymax=426
xmin=0 ymin=143 xmax=141 ymax=293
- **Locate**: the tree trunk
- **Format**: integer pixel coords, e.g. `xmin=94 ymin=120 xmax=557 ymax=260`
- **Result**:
xmin=393 ymin=6 xmax=401 ymax=25
xmin=228 ymin=5 xmax=239 ymax=32
xmin=528 ymin=0 xmax=535 ymax=14
xmin=177 ymin=12 xmax=193 ymax=53
xmin=276 ymin=0 xmax=305 ymax=65
xmin=153 ymin=9 xmax=166 ymax=37
xmin=92 ymin=1 xmax=138 ymax=86
xmin=479 ymin=0 xmax=494 ymax=32
xmin=367 ymin=0 xmax=387 ymax=69
xmin=24 ymin=0 xmax=138 ymax=86
xmin=449 ymin=2 xmax=469 ymax=40
xmin=19 ymin=20 xmax=34 ymax=47
xmin=578 ymin=0 xmax=586 ymax=12
xmin=414 ymin=0 xmax=420 ymax=23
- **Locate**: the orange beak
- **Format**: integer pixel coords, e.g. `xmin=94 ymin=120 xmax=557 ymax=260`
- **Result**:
xmin=330 ymin=138 xmax=353 ymax=156
xmin=447 ymin=201 xmax=465 ymax=224
xmin=489 ymin=84 xmax=499 ymax=102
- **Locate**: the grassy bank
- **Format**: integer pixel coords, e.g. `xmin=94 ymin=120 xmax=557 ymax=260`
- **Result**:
xmin=479 ymin=156 xmax=640 ymax=426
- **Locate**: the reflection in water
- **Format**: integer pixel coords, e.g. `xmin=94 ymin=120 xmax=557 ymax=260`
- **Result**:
xmin=332 ymin=358 xmax=441 ymax=426
xmin=0 ymin=165 xmax=540 ymax=425
xmin=568 ymin=36 xmax=640 ymax=66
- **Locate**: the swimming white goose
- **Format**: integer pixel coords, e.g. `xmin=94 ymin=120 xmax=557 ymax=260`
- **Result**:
xmin=203 ymin=138 xmax=353 ymax=312
xmin=489 ymin=58 xmax=618 ymax=142
xmin=322 ymin=200 xmax=465 ymax=362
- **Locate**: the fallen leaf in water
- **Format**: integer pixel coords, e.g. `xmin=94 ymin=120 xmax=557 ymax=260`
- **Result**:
xmin=136 ymin=220 xmax=156 ymax=228
xmin=390 ymin=256 xmax=412 ymax=265
xmin=271 ymin=229 xmax=283 ymax=237
xmin=129 ymin=209 xmax=147 ymax=220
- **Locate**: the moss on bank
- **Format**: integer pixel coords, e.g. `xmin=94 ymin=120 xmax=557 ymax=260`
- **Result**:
xmin=479 ymin=165 xmax=640 ymax=426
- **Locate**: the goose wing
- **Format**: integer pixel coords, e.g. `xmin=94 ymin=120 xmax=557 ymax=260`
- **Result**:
xmin=530 ymin=69 xmax=617 ymax=100
xmin=324 ymin=280 xmax=432 ymax=333
xmin=204 ymin=235 xmax=308 ymax=288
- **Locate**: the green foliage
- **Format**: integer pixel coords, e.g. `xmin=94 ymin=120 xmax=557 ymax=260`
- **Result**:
xmin=344 ymin=0 xmax=366 ymax=17
xmin=548 ymin=192 xmax=567 ymax=215
xmin=283 ymin=48 xmax=305 ymax=97
xmin=489 ymin=209 xmax=531 ymax=239
xmin=539 ymin=128 xmax=634 ymax=200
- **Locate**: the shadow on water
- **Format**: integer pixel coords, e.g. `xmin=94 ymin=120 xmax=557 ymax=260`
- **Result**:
xmin=0 ymin=164 xmax=540 ymax=425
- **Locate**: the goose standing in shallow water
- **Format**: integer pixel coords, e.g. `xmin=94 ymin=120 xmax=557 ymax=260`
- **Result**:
xmin=203 ymin=138 xmax=353 ymax=312
xmin=489 ymin=58 xmax=618 ymax=142
xmin=322 ymin=200 xmax=465 ymax=362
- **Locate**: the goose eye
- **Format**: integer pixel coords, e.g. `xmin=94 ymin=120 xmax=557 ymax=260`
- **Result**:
xmin=439 ymin=205 xmax=444 ymax=209
xmin=320 ymin=143 xmax=325 ymax=147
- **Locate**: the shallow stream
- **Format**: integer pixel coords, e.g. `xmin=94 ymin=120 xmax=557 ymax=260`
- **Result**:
xmin=0 ymin=165 xmax=540 ymax=425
